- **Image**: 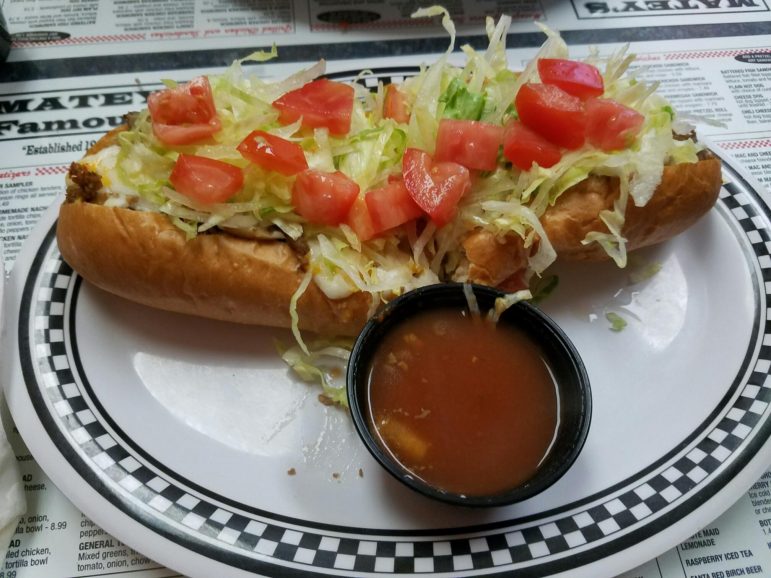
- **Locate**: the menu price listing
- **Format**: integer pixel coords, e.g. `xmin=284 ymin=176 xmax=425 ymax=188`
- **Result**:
xmin=0 ymin=409 xmax=171 ymax=578
xmin=1 ymin=423 xmax=176 ymax=578
xmin=677 ymin=529 xmax=764 ymax=577
xmin=613 ymin=473 xmax=771 ymax=578
xmin=19 ymin=513 xmax=156 ymax=570
xmin=2 ymin=511 xmax=170 ymax=577
xmin=3 ymin=540 xmax=51 ymax=574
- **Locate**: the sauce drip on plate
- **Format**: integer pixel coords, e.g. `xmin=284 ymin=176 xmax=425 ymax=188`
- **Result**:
xmin=367 ymin=308 xmax=560 ymax=496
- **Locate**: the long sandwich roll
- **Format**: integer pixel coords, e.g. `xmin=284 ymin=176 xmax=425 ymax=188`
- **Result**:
xmin=57 ymin=14 xmax=722 ymax=337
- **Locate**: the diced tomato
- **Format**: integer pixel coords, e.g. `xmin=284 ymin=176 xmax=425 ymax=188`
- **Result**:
xmin=585 ymin=98 xmax=645 ymax=152
xmin=434 ymin=119 xmax=504 ymax=171
xmin=365 ymin=179 xmax=423 ymax=233
xmin=383 ymin=84 xmax=410 ymax=124
xmin=402 ymin=148 xmax=470 ymax=228
xmin=237 ymin=130 xmax=308 ymax=176
xmin=169 ymin=154 xmax=244 ymax=204
xmin=273 ymin=79 xmax=354 ymax=136
xmin=148 ymin=76 xmax=221 ymax=145
xmin=152 ymin=123 xmax=221 ymax=146
xmin=503 ymin=120 xmax=562 ymax=170
xmin=515 ymin=83 xmax=587 ymax=150
xmin=149 ymin=77 xmax=217 ymax=125
xmin=428 ymin=162 xmax=472 ymax=226
xmin=537 ymin=59 xmax=604 ymax=100
xmin=292 ymin=169 xmax=360 ymax=226
xmin=345 ymin=197 xmax=378 ymax=241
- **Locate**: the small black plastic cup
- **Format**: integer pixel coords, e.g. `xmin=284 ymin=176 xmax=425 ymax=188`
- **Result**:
xmin=347 ymin=283 xmax=592 ymax=507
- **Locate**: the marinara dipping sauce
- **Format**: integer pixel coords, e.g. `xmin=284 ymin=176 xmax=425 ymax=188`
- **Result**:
xmin=348 ymin=283 xmax=591 ymax=507
xmin=367 ymin=308 xmax=558 ymax=497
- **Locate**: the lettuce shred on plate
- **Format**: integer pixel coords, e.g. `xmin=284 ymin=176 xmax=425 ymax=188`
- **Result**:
xmin=78 ymin=7 xmax=704 ymax=404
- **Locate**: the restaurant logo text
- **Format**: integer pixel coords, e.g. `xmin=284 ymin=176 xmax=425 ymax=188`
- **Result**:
xmin=574 ymin=0 xmax=768 ymax=18
xmin=0 ymin=88 xmax=153 ymax=139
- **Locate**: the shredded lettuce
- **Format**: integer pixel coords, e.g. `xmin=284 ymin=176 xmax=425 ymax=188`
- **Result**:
xmin=440 ymin=78 xmax=486 ymax=120
xmin=239 ymin=44 xmax=278 ymax=64
xmin=489 ymin=289 xmax=533 ymax=323
xmin=399 ymin=6 xmax=461 ymax=152
xmin=114 ymin=129 xmax=174 ymax=205
xmin=336 ymin=122 xmax=406 ymax=190
xmin=531 ymin=274 xmax=559 ymax=304
xmin=411 ymin=6 xmax=456 ymax=54
xmin=289 ymin=269 xmax=313 ymax=355
xmin=277 ymin=338 xmax=353 ymax=406
xmin=484 ymin=15 xmax=513 ymax=72
xmin=91 ymin=12 xmax=710 ymax=403
xmin=628 ymin=260 xmax=662 ymax=284
xmin=606 ymin=311 xmax=628 ymax=332
xmin=308 ymin=233 xmax=439 ymax=300
xmin=462 ymin=283 xmax=481 ymax=316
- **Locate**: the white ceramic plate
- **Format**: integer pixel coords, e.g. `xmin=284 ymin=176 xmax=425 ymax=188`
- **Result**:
xmin=4 ymin=131 xmax=771 ymax=576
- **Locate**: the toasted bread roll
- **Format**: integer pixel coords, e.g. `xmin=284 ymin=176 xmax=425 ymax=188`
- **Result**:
xmin=462 ymin=155 xmax=721 ymax=286
xmin=57 ymin=124 xmax=722 ymax=335
xmin=542 ymin=156 xmax=722 ymax=261
xmin=57 ymin=201 xmax=373 ymax=335
xmin=59 ymin=127 xmax=373 ymax=335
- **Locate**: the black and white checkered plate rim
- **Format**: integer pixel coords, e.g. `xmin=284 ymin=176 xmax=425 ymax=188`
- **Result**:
xmin=16 ymin=72 xmax=771 ymax=576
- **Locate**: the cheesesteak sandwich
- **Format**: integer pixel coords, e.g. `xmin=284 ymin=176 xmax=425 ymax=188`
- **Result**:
xmin=57 ymin=13 xmax=722 ymax=340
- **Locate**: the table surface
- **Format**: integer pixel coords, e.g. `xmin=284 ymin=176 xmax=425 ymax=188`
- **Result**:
xmin=2 ymin=2 xmax=771 ymax=578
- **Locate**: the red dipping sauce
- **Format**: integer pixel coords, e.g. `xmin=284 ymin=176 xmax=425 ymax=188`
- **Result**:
xmin=367 ymin=308 xmax=560 ymax=497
